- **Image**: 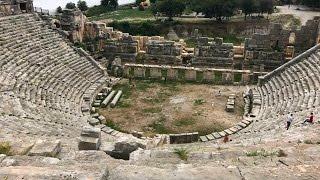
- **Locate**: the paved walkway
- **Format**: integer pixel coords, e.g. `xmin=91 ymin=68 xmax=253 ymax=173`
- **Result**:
xmin=276 ymin=5 xmax=320 ymax=25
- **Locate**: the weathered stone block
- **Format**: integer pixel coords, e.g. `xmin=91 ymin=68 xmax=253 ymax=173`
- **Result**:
xmin=28 ymin=140 xmax=61 ymax=157
xmin=78 ymin=126 xmax=101 ymax=150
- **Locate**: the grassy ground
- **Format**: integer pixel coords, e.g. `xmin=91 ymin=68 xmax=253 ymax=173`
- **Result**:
xmin=98 ymin=79 xmax=245 ymax=137
xmin=88 ymin=8 xmax=154 ymax=21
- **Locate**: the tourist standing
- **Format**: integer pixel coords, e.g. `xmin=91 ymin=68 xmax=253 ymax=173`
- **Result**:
xmin=286 ymin=113 xmax=294 ymax=130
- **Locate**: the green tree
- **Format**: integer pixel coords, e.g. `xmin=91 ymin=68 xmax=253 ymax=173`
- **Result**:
xmin=189 ymin=0 xmax=205 ymax=14
xmin=301 ymin=0 xmax=320 ymax=8
xmin=201 ymin=0 xmax=237 ymax=22
xmin=136 ymin=0 xmax=146 ymax=5
xmin=56 ymin=6 xmax=63 ymax=14
xmin=154 ymin=0 xmax=186 ymax=20
xmin=101 ymin=0 xmax=118 ymax=10
xmin=240 ymin=0 xmax=256 ymax=20
xmin=77 ymin=0 xmax=89 ymax=11
xmin=66 ymin=2 xmax=76 ymax=9
xmin=259 ymin=0 xmax=274 ymax=16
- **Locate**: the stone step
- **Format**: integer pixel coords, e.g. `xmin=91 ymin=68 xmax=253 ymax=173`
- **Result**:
xmin=199 ymin=136 xmax=208 ymax=142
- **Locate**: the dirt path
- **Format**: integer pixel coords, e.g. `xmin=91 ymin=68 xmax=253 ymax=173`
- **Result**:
xmin=275 ymin=5 xmax=320 ymax=25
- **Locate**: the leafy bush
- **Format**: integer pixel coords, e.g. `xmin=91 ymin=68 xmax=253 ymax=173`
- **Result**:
xmin=193 ymin=98 xmax=205 ymax=106
xmin=86 ymin=5 xmax=111 ymax=17
xmin=109 ymin=20 xmax=161 ymax=36
xmin=174 ymin=148 xmax=189 ymax=161
xmin=0 ymin=142 xmax=11 ymax=155
xmin=246 ymin=148 xmax=277 ymax=157
xmin=149 ymin=116 xmax=171 ymax=134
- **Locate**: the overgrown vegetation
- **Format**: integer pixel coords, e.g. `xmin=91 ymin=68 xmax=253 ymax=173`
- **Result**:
xmin=108 ymin=20 xmax=163 ymax=36
xmin=0 ymin=142 xmax=11 ymax=155
xmin=113 ymin=82 xmax=132 ymax=99
xmin=174 ymin=148 xmax=189 ymax=161
xmin=174 ymin=117 xmax=196 ymax=127
xmin=185 ymin=39 xmax=197 ymax=48
xmin=222 ymin=34 xmax=245 ymax=45
xmin=198 ymin=124 xmax=226 ymax=136
xmin=142 ymin=107 xmax=162 ymax=113
xmin=193 ymin=98 xmax=205 ymax=106
xmin=246 ymin=148 xmax=279 ymax=157
xmin=234 ymin=73 xmax=242 ymax=82
xmin=149 ymin=116 xmax=171 ymax=134
xmin=88 ymin=8 xmax=154 ymax=21
xmin=105 ymin=119 xmax=122 ymax=131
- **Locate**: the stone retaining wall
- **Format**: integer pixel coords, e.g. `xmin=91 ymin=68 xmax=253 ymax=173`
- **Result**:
xmin=124 ymin=64 xmax=258 ymax=85
xmin=169 ymin=133 xmax=199 ymax=144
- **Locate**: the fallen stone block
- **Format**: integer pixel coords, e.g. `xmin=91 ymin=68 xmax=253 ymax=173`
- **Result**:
xmin=78 ymin=126 xmax=101 ymax=150
xmin=28 ymin=140 xmax=61 ymax=158
xmin=78 ymin=136 xmax=100 ymax=150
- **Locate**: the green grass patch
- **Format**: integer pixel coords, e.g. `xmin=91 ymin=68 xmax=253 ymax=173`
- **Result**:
xmin=222 ymin=34 xmax=244 ymax=45
xmin=162 ymin=81 xmax=180 ymax=92
xmin=246 ymin=149 xmax=278 ymax=157
xmin=214 ymin=72 xmax=222 ymax=83
xmin=174 ymin=117 xmax=196 ymax=127
xmin=105 ymin=119 xmax=122 ymax=132
xmin=178 ymin=69 xmax=185 ymax=81
xmin=193 ymin=98 xmax=205 ymax=106
xmin=116 ymin=100 xmax=132 ymax=108
xmin=142 ymin=107 xmax=162 ymax=114
xmin=0 ymin=142 xmax=11 ymax=155
xmin=89 ymin=8 xmax=154 ymax=21
xmin=161 ymin=69 xmax=168 ymax=77
xmin=185 ymin=39 xmax=197 ymax=48
xmin=113 ymin=82 xmax=132 ymax=99
xmin=135 ymin=81 xmax=153 ymax=92
xmin=197 ymin=124 xmax=225 ymax=136
xmin=196 ymin=71 xmax=204 ymax=82
xmin=149 ymin=116 xmax=171 ymax=134
xmin=174 ymin=148 xmax=189 ymax=161
xmin=234 ymin=73 xmax=242 ymax=82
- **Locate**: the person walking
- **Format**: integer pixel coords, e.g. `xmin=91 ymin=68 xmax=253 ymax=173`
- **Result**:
xmin=286 ymin=113 xmax=293 ymax=130
xmin=302 ymin=112 xmax=314 ymax=124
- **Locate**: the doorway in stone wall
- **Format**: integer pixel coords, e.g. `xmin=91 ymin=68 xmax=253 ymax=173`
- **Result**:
xmin=19 ymin=3 xmax=27 ymax=12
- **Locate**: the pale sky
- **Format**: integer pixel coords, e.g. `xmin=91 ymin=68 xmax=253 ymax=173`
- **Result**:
xmin=33 ymin=0 xmax=135 ymax=12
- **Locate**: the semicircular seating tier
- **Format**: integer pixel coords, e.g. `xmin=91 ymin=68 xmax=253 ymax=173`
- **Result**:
xmin=0 ymin=14 xmax=107 ymax=140
xmin=236 ymin=44 xmax=320 ymax=142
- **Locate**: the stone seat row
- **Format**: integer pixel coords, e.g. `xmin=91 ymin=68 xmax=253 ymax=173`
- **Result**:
xmin=0 ymin=59 xmax=103 ymax=114
xmin=240 ymin=48 xmax=320 ymax=137
xmin=257 ymin=51 xmax=320 ymax=120
xmin=199 ymin=119 xmax=254 ymax=142
xmin=0 ymin=13 xmax=107 ymax=128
